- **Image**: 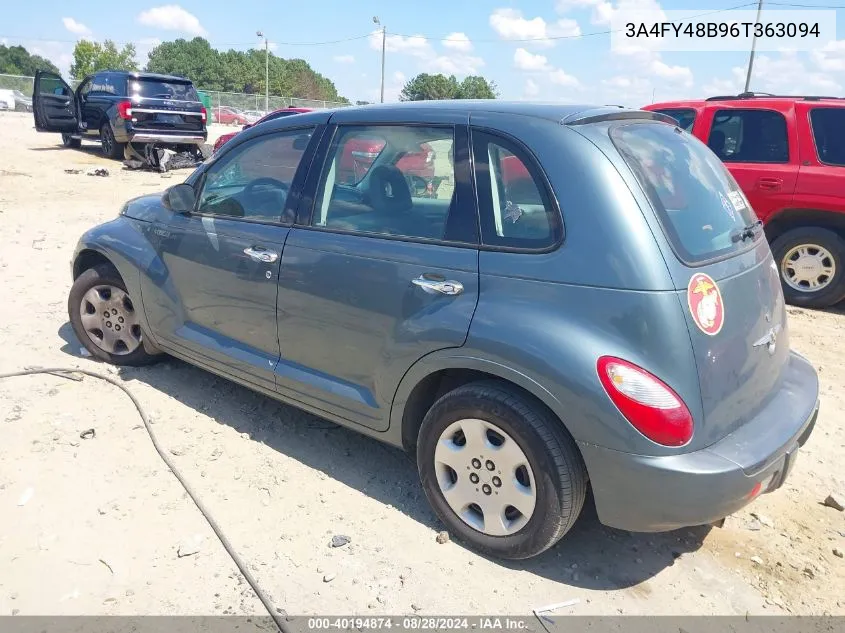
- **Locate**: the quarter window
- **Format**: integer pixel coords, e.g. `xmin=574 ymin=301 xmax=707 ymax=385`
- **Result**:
xmin=312 ymin=125 xmax=457 ymax=241
xmin=472 ymin=131 xmax=561 ymax=249
xmin=197 ymin=127 xmax=315 ymax=222
xmin=810 ymin=108 xmax=845 ymax=167
xmin=653 ymin=108 xmax=696 ymax=132
xmin=708 ymin=109 xmax=789 ymax=163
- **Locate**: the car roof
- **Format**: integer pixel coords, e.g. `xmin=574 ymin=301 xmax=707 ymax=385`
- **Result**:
xmin=647 ymin=95 xmax=845 ymax=110
xmin=97 ymin=70 xmax=194 ymax=83
xmin=329 ymin=100 xmax=623 ymax=122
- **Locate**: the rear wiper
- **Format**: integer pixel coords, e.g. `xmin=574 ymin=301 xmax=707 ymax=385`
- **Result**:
xmin=730 ymin=219 xmax=763 ymax=243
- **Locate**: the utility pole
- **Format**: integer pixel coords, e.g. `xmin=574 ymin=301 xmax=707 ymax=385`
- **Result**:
xmin=373 ymin=16 xmax=386 ymax=103
xmin=257 ymin=30 xmax=269 ymax=112
xmin=744 ymin=0 xmax=764 ymax=93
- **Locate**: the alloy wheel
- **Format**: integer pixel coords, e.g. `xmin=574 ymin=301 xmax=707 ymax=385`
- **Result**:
xmin=79 ymin=285 xmax=142 ymax=355
xmin=781 ymin=243 xmax=836 ymax=293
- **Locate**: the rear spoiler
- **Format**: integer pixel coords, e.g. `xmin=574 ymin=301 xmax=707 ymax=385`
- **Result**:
xmin=563 ymin=108 xmax=677 ymax=126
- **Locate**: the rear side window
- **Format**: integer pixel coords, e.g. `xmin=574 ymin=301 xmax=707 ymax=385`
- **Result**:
xmin=810 ymin=108 xmax=845 ymax=167
xmin=130 ymin=79 xmax=199 ymax=102
xmin=708 ymin=109 xmax=789 ymax=163
xmin=472 ymin=131 xmax=561 ymax=250
xmin=653 ymin=108 xmax=696 ymax=131
xmin=612 ymin=123 xmax=759 ymax=264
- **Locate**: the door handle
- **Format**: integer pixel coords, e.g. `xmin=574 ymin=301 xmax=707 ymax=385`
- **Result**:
xmin=243 ymin=246 xmax=279 ymax=263
xmin=412 ymin=275 xmax=463 ymax=296
xmin=758 ymin=177 xmax=783 ymax=190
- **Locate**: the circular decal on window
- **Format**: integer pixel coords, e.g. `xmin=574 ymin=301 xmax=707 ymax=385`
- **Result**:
xmin=687 ymin=273 xmax=724 ymax=336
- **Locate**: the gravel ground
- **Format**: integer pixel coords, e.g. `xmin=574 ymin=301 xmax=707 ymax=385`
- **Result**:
xmin=0 ymin=110 xmax=843 ymax=617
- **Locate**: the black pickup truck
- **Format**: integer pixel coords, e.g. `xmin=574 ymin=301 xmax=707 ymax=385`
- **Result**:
xmin=32 ymin=69 xmax=207 ymax=159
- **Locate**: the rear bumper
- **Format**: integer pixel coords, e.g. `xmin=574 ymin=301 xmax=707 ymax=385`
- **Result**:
xmin=581 ymin=351 xmax=819 ymax=532
xmin=128 ymin=133 xmax=206 ymax=145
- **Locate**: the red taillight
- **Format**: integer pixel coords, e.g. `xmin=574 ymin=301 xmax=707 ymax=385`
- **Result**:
xmin=117 ymin=100 xmax=133 ymax=120
xmin=200 ymin=106 xmax=207 ymax=123
xmin=597 ymin=356 xmax=693 ymax=447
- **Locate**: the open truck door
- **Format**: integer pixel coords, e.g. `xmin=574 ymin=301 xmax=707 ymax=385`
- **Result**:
xmin=33 ymin=70 xmax=78 ymax=133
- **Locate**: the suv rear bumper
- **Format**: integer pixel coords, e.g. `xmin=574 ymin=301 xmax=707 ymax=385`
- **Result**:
xmin=128 ymin=133 xmax=206 ymax=145
xmin=580 ymin=351 xmax=819 ymax=532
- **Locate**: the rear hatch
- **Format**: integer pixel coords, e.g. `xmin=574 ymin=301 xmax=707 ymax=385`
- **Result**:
xmin=128 ymin=77 xmax=204 ymax=133
xmin=611 ymin=121 xmax=790 ymax=449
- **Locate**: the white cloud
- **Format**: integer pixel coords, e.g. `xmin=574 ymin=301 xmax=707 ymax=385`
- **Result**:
xmin=592 ymin=0 xmax=666 ymax=26
xmin=136 ymin=5 xmax=207 ymax=36
xmin=62 ymin=17 xmax=91 ymax=37
xmin=443 ymin=32 xmax=473 ymax=52
xmin=748 ymin=52 xmax=843 ymax=94
xmin=524 ymin=78 xmax=541 ymax=99
xmin=367 ymin=70 xmax=407 ymax=103
xmin=811 ymin=39 xmax=845 ymax=73
xmin=649 ymin=59 xmax=693 ymax=86
xmin=369 ymin=30 xmax=432 ymax=58
xmin=428 ymin=55 xmax=485 ymax=76
xmin=267 ymin=41 xmax=279 ymax=52
xmin=514 ymin=48 xmax=551 ymax=71
xmin=334 ymin=54 xmax=355 ymax=64
xmin=549 ymin=68 xmax=580 ymax=87
xmin=556 ymin=0 xmax=603 ymax=10
xmin=490 ymin=8 xmax=580 ymax=47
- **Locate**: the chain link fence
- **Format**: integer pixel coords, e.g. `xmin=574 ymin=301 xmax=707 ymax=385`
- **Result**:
xmin=0 ymin=74 xmax=349 ymax=119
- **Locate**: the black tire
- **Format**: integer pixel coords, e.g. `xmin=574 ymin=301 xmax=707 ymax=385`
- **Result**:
xmin=100 ymin=123 xmax=125 ymax=160
xmin=61 ymin=133 xmax=81 ymax=149
xmin=417 ymin=380 xmax=587 ymax=560
xmin=68 ymin=264 xmax=159 ymax=366
xmin=771 ymin=227 xmax=845 ymax=309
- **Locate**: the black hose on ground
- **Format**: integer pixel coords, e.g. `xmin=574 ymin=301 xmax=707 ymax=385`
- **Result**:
xmin=0 ymin=367 xmax=289 ymax=633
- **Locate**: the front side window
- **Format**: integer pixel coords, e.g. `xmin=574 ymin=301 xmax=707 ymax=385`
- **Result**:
xmin=654 ymin=108 xmax=696 ymax=132
xmin=472 ymin=131 xmax=561 ymax=249
xmin=810 ymin=107 xmax=845 ymax=167
xmin=312 ymin=125 xmax=456 ymax=241
xmin=197 ymin=127 xmax=315 ymax=222
xmin=612 ymin=122 xmax=759 ymax=263
xmin=708 ymin=109 xmax=789 ymax=163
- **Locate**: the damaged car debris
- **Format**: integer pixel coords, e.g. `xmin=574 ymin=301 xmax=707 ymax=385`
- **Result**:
xmin=123 ymin=142 xmax=212 ymax=173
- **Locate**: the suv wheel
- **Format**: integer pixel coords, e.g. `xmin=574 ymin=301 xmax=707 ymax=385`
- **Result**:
xmin=772 ymin=227 xmax=845 ymax=309
xmin=68 ymin=264 xmax=159 ymax=366
xmin=61 ymin=133 xmax=81 ymax=149
xmin=417 ymin=380 xmax=587 ymax=560
xmin=100 ymin=123 xmax=125 ymax=160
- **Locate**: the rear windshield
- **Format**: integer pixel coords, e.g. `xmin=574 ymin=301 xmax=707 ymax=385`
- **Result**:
xmin=611 ymin=122 xmax=759 ymax=264
xmin=129 ymin=79 xmax=199 ymax=102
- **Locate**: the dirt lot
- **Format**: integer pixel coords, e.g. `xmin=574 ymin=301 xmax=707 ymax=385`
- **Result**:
xmin=0 ymin=110 xmax=843 ymax=618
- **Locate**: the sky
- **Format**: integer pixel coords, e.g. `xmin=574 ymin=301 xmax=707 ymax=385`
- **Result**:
xmin=1 ymin=0 xmax=844 ymax=107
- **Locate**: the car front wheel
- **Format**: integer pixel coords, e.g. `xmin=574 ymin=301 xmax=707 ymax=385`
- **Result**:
xmin=417 ymin=380 xmax=587 ymax=560
xmin=772 ymin=227 xmax=845 ymax=309
xmin=68 ymin=264 xmax=159 ymax=366
xmin=61 ymin=133 xmax=81 ymax=148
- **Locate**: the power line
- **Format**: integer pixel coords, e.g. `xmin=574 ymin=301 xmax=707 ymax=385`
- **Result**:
xmin=0 ymin=33 xmax=374 ymax=47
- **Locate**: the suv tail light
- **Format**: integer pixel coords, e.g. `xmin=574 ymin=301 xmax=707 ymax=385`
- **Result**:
xmin=597 ymin=356 xmax=693 ymax=447
xmin=200 ymin=106 xmax=207 ymax=123
xmin=117 ymin=101 xmax=133 ymax=120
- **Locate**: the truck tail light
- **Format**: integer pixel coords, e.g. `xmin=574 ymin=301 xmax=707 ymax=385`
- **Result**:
xmin=117 ymin=101 xmax=133 ymax=120
xmin=200 ymin=106 xmax=207 ymax=123
xmin=597 ymin=356 xmax=694 ymax=447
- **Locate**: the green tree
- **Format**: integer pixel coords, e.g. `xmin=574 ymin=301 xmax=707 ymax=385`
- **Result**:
xmin=399 ymin=73 xmax=460 ymax=101
xmin=456 ymin=75 xmax=498 ymax=99
xmin=144 ymin=38 xmax=347 ymax=102
xmin=0 ymin=44 xmax=60 ymax=75
xmin=70 ymin=40 xmax=137 ymax=79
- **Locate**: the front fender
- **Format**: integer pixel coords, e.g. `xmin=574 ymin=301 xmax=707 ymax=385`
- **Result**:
xmin=72 ymin=216 xmax=163 ymax=339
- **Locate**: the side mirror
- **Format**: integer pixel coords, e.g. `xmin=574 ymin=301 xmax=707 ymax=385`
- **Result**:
xmin=162 ymin=183 xmax=196 ymax=213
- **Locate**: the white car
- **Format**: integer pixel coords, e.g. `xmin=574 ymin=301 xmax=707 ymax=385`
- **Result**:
xmin=0 ymin=89 xmax=16 ymax=110
xmin=243 ymin=110 xmax=265 ymax=124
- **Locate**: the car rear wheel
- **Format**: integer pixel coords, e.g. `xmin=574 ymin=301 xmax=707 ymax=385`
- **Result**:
xmin=68 ymin=264 xmax=160 ymax=366
xmin=100 ymin=123 xmax=125 ymax=160
xmin=61 ymin=133 xmax=81 ymax=149
xmin=417 ymin=380 xmax=587 ymax=560
xmin=772 ymin=227 xmax=845 ymax=309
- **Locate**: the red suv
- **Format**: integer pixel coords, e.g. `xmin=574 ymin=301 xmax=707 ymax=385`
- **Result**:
xmin=644 ymin=94 xmax=845 ymax=308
